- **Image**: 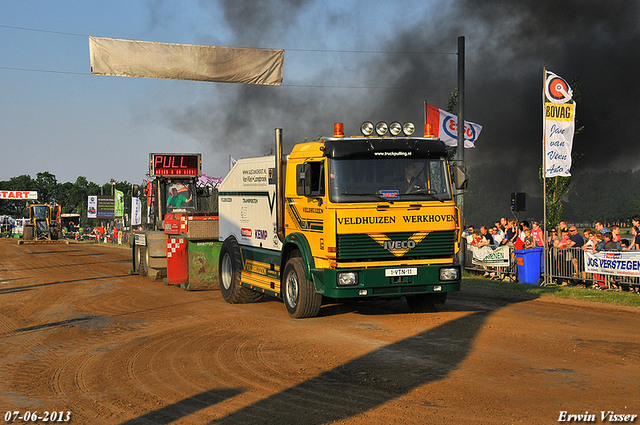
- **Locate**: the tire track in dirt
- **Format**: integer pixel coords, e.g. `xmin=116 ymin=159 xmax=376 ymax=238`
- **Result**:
xmin=0 ymin=313 xmax=64 ymax=409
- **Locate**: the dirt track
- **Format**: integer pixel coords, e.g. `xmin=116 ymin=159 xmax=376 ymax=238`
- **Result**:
xmin=1 ymin=239 xmax=639 ymax=424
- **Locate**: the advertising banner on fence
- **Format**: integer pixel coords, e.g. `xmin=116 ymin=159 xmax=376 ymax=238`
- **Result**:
xmin=471 ymin=245 xmax=510 ymax=267
xmin=584 ymin=251 xmax=640 ymax=277
xmin=543 ymin=70 xmax=575 ymax=177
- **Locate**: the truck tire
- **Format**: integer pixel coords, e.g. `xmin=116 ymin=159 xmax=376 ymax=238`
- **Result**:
xmin=282 ymin=254 xmax=322 ymax=319
xmin=219 ymin=237 xmax=263 ymax=303
xmin=24 ymin=225 xmax=34 ymax=241
xmin=134 ymin=245 xmax=147 ymax=276
xmin=406 ymin=293 xmax=447 ymax=313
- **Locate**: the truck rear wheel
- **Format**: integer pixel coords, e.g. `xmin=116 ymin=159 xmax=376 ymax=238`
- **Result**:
xmin=219 ymin=237 xmax=263 ymax=304
xmin=134 ymin=245 xmax=147 ymax=276
xmin=282 ymin=254 xmax=321 ymax=319
xmin=406 ymin=293 xmax=447 ymax=313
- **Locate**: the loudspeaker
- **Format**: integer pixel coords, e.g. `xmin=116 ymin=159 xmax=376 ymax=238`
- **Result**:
xmin=511 ymin=192 xmax=526 ymax=212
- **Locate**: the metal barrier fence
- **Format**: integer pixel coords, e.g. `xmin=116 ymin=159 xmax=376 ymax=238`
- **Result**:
xmin=546 ymin=246 xmax=640 ymax=290
xmin=463 ymin=242 xmax=517 ymax=281
xmin=464 ymin=242 xmax=640 ymax=291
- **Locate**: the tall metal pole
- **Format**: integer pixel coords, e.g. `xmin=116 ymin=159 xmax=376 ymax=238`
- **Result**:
xmin=542 ymin=67 xmax=549 ymax=285
xmin=456 ymin=36 xmax=465 ymax=265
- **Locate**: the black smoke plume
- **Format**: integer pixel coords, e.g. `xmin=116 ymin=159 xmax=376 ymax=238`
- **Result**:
xmin=159 ymin=0 xmax=640 ymax=222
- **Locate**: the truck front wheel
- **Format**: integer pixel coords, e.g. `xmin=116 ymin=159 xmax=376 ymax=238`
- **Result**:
xmin=219 ymin=237 xmax=263 ymax=304
xmin=406 ymin=293 xmax=447 ymax=313
xmin=282 ymin=255 xmax=321 ymax=319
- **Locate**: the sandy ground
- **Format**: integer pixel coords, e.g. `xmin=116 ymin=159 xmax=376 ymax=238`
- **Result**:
xmin=1 ymin=239 xmax=639 ymax=425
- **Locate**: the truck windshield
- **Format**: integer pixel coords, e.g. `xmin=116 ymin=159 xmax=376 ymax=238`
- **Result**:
xmin=329 ymin=157 xmax=452 ymax=203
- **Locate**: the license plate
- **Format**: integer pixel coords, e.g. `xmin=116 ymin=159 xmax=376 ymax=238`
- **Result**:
xmin=385 ymin=267 xmax=418 ymax=277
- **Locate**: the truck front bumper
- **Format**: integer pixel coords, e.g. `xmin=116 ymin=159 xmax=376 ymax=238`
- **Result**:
xmin=311 ymin=264 xmax=461 ymax=299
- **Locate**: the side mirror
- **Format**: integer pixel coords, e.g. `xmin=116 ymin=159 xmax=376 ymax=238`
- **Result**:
xmin=453 ymin=165 xmax=468 ymax=190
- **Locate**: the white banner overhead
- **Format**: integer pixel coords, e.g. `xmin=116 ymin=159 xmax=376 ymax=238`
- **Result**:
xmin=89 ymin=36 xmax=285 ymax=86
xmin=543 ymin=70 xmax=575 ymax=177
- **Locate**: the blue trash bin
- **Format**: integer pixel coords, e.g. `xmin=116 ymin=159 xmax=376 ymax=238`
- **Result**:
xmin=514 ymin=248 xmax=543 ymax=285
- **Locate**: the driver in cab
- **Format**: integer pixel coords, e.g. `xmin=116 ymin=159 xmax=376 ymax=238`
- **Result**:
xmin=167 ymin=187 xmax=193 ymax=209
xmin=397 ymin=161 xmax=425 ymax=193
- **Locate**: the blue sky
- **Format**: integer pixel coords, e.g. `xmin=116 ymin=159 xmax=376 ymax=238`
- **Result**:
xmin=2 ymin=0 xmax=639 ymax=193
xmin=1 ymin=0 xmax=458 ymax=185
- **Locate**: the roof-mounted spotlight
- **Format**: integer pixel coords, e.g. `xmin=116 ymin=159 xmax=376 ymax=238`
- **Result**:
xmin=389 ymin=121 xmax=402 ymax=136
xmin=375 ymin=121 xmax=388 ymax=136
xmin=402 ymin=122 xmax=416 ymax=136
xmin=360 ymin=121 xmax=374 ymax=136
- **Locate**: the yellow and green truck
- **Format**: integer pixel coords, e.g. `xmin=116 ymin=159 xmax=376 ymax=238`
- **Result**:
xmin=218 ymin=121 xmax=462 ymax=318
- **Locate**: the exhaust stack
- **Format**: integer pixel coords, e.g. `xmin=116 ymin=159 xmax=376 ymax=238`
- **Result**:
xmin=275 ymin=128 xmax=285 ymax=242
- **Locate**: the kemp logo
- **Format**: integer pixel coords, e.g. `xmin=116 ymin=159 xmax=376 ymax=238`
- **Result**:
xmin=254 ymin=229 xmax=268 ymax=240
xmin=241 ymin=228 xmax=252 ymax=237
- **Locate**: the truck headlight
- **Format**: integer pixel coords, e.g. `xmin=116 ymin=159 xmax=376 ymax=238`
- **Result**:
xmin=439 ymin=267 xmax=459 ymax=281
xmin=337 ymin=271 xmax=358 ymax=286
xmin=360 ymin=121 xmax=374 ymax=136
xmin=375 ymin=121 xmax=388 ymax=136
xmin=389 ymin=121 xmax=402 ymax=136
xmin=402 ymin=122 xmax=416 ymax=136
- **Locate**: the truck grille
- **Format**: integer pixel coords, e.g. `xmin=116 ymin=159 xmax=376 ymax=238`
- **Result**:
xmin=336 ymin=230 xmax=455 ymax=262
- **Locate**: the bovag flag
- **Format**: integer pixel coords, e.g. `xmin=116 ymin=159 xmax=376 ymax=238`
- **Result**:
xmin=543 ymin=70 xmax=575 ymax=177
xmin=425 ymin=103 xmax=482 ymax=148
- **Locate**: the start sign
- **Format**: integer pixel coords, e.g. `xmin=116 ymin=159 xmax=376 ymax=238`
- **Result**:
xmin=0 ymin=191 xmax=38 ymax=200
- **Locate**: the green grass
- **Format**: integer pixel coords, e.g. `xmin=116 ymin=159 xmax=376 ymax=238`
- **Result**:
xmin=462 ymin=272 xmax=640 ymax=308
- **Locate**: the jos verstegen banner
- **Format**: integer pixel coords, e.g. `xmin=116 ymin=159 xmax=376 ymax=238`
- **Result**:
xmin=543 ymin=70 xmax=575 ymax=177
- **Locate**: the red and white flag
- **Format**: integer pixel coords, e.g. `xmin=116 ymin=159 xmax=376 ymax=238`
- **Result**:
xmin=425 ymin=103 xmax=482 ymax=148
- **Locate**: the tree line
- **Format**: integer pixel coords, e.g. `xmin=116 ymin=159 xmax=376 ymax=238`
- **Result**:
xmin=3 ymin=167 xmax=638 ymax=230
xmin=0 ymin=172 xmax=136 ymax=227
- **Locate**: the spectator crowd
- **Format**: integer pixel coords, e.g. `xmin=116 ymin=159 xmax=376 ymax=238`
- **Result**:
xmin=462 ymin=215 xmax=640 ymax=293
